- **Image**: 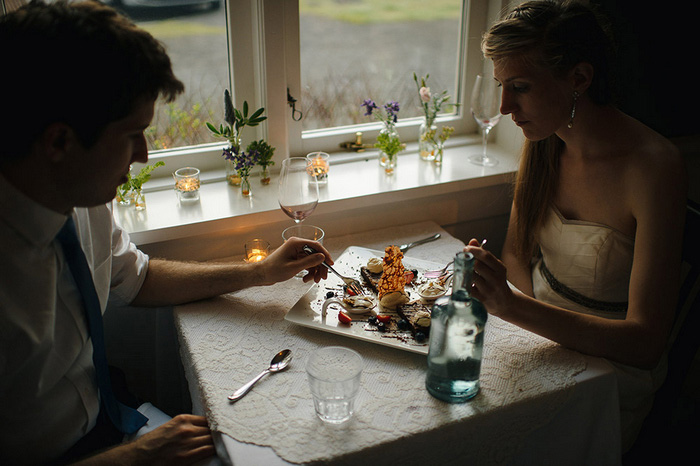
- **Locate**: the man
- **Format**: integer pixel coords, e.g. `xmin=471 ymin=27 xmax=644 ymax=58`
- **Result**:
xmin=0 ymin=1 xmax=331 ymax=464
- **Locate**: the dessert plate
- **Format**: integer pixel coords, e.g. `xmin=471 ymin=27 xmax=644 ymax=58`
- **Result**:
xmin=285 ymin=246 xmax=446 ymax=355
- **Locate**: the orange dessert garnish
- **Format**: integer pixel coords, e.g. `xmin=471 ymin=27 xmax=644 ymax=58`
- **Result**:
xmin=377 ymin=246 xmax=408 ymax=308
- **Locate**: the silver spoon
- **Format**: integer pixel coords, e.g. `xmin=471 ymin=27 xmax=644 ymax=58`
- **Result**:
xmin=228 ymin=349 xmax=293 ymax=402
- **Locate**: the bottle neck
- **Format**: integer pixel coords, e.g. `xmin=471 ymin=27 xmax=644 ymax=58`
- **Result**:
xmin=452 ymin=252 xmax=474 ymax=296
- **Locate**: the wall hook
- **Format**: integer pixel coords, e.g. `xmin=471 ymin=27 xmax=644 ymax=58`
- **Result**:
xmin=287 ymin=88 xmax=303 ymax=121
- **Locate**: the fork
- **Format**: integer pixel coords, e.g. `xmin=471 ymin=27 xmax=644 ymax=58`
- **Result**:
xmin=302 ymin=245 xmax=364 ymax=295
xmin=398 ymin=233 xmax=441 ymax=253
xmin=423 ymin=239 xmax=486 ymax=278
xmin=424 ymin=260 xmax=454 ymax=278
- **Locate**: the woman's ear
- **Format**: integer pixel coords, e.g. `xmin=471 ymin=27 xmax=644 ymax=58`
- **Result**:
xmin=571 ymin=62 xmax=594 ymax=94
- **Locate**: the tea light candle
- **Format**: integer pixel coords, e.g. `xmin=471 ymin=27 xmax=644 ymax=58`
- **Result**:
xmin=306 ymin=151 xmax=329 ymax=185
xmin=245 ymin=239 xmax=270 ymax=262
xmin=174 ymin=167 xmax=201 ymax=202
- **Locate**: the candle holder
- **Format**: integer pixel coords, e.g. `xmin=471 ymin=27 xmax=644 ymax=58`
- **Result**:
xmin=306 ymin=151 xmax=329 ymax=186
xmin=245 ymin=239 xmax=270 ymax=263
xmin=173 ymin=167 xmax=201 ymax=202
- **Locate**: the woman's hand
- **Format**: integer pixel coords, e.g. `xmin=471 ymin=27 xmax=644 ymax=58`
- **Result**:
xmin=464 ymin=238 xmax=516 ymax=317
xmin=258 ymin=237 xmax=333 ymax=285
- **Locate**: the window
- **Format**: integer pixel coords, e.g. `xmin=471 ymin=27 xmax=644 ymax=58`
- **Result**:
xmin=2 ymin=1 xmax=492 ymax=173
xmin=258 ymin=0 xmax=488 ymax=157
xmin=298 ymin=0 xmax=464 ymax=132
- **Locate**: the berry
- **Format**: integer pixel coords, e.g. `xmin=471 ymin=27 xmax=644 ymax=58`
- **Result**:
xmin=367 ymin=316 xmax=378 ymax=325
xmin=338 ymin=311 xmax=352 ymax=324
xmin=376 ymin=314 xmax=391 ymax=324
xmin=415 ymin=331 xmax=426 ymax=343
xmin=397 ymin=319 xmax=410 ymax=330
xmin=404 ymin=270 xmax=415 ymax=284
xmin=376 ymin=322 xmax=387 ymax=332
xmin=325 ymin=291 xmax=335 ymax=299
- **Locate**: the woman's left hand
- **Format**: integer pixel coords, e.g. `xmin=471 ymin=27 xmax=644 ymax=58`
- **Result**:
xmin=464 ymin=238 xmax=516 ymax=317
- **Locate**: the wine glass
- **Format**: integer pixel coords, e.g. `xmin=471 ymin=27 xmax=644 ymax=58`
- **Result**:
xmin=278 ymin=157 xmax=319 ymax=224
xmin=468 ymin=74 xmax=502 ymax=167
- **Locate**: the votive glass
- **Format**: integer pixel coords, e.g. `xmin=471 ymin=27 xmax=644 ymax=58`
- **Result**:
xmin=306 ymin=346 xmax=363 ymax=424
xmin=306 ymin=151 xmax=329 ymax=186
xmin=245 ymin=239 xmax=270 ymax=262
xmin=174 ymin=167 xmax=201 ymax=202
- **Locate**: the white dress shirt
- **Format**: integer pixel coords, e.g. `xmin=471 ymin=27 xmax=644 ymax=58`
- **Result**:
xmin=0 ymin=174 xmax=149 ymax=464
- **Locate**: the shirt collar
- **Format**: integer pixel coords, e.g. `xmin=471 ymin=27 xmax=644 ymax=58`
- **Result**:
xmin=0 ymin=172 xmax=69 ymax=247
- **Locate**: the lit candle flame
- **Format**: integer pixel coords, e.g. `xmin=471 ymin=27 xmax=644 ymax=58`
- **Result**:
xmin=246 ymin=248 xmax=268 ymax=262
xmin=309 ymin=157 xmax=329 ymax=178
xmin=175 ymin=178 xmax=200 ymax=192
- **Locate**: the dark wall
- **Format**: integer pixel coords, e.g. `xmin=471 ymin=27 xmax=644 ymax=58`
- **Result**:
xmin=593 ymin=1 xmax=696 ymax=139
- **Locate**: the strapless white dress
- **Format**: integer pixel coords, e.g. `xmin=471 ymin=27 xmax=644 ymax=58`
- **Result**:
xmin=531 ymin=206 xmax=666 ymax=452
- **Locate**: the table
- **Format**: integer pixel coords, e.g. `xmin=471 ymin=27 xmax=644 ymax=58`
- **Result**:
xmin=175 ymin=221 xmax=622 ymax=466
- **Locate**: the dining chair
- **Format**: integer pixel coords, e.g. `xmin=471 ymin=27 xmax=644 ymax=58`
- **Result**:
xmin=624 ymin=198 xmax=700 ymax=463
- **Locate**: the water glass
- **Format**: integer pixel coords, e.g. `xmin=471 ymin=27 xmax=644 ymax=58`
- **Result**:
xmin=282 ymin=224 xmax=325 ymax=244
xmin=306 ymin=346 xmax=363 ymax=424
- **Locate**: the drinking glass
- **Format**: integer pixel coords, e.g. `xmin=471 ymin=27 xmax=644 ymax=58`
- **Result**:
xmin=306 ymin=346 xmax=363 ymax=424
xmin=282 ymin=225 xmax=325 ymax=244
xmin=278 ymin=157 xmax=319 ymax=224
xmin=468 ymin=75 xmax=502 ymax=167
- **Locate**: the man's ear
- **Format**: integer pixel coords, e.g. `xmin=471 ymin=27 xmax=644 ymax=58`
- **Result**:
xmin=40 ymin=123 xmax=79 ymax=163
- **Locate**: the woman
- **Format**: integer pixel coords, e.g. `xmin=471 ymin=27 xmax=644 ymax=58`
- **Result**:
xmin=464 ymin=0 xmax=687 ymax=452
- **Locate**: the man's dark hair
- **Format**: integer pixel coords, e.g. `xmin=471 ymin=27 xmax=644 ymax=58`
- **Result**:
xmin=0 ymin=0 xmax=184 ymax=161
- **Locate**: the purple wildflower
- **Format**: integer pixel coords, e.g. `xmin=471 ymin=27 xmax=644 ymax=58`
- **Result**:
xmin=385 ymin=101 xmax=400 ymax=123
xmin=361 ymin=99 xmax=378 ymax=116
xmin=222 ymin=146 xmax=260 ymax=176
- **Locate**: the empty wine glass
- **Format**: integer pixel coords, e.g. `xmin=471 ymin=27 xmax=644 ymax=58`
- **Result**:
xmin=278 ymin=157 xmax=319 ymax=224
xmin=469 ymin=74 xmax=502 ymax=167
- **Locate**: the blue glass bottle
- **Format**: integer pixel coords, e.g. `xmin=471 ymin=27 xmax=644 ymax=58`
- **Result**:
xmin=425 ymin=251 xmax=487 ymax=402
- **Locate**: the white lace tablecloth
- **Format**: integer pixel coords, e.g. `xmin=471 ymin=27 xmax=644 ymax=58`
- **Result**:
xmin=175 ymin=222 xmax=594 ymax=465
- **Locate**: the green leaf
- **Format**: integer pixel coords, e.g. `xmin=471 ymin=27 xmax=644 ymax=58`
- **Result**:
xmin=249 ymin=107 xmax=265 ymax=120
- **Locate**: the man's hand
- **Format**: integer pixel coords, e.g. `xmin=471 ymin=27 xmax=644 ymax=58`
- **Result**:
xmin=72 ymin=415 xmax=215 ymax=465
xmin=258 ymin=237 xmax=333 ymax=285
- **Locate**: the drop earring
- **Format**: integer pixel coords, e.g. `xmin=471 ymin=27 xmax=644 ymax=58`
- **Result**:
xmin=567 ymin=91 xmax=579 ymax=129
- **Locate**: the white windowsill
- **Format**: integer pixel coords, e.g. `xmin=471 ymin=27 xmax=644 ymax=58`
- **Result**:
xmin=114 ymin=135 xmax=519 ymax=254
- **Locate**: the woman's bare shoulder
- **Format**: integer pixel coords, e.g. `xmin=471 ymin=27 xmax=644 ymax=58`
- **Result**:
xmin=619 ymin=116 xmax=687 ymax=213
xmin=619 ymin=115 xmax=684 ymax=182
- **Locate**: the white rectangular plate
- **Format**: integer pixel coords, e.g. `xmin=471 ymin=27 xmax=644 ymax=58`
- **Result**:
xmin=285 ymin=246 xmax=446 ymax=354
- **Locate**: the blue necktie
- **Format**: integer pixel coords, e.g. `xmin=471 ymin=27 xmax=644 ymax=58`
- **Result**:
xmin=56 ymin=217 xmax=148 ymax=434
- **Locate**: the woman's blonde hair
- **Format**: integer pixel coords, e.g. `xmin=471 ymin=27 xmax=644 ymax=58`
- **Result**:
xmin=482 ymin=0 xmax=615 ymax=258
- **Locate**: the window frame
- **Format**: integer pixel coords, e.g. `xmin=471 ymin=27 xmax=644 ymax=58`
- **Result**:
xmin=141 ymin=0 xmax=495 ymax=179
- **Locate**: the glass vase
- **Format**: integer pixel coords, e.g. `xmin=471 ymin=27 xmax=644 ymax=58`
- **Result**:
xmin=434 ymin=142 xmax=445 ymax=166
xmin=116 ymin=189 xmax=134 ymax=206
xmin=225 ymin=137 xmax=242 ymax=186
xmin=382 ymin=151 xmax=397 ymax=175
xmin=260 ymin=165 xmax=271 ymax=185
xmin=377 ymin=125 xmax=399 ymax=175
xmin=419 ymin=119 xmax=438 ymax=161
xmin=226 ymin=161 xmax=242 ymax=186
xmin=241 ymin=175 xmax=251 ymax=197
xmin=133 ymin=189 xmax=146 ymax=211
